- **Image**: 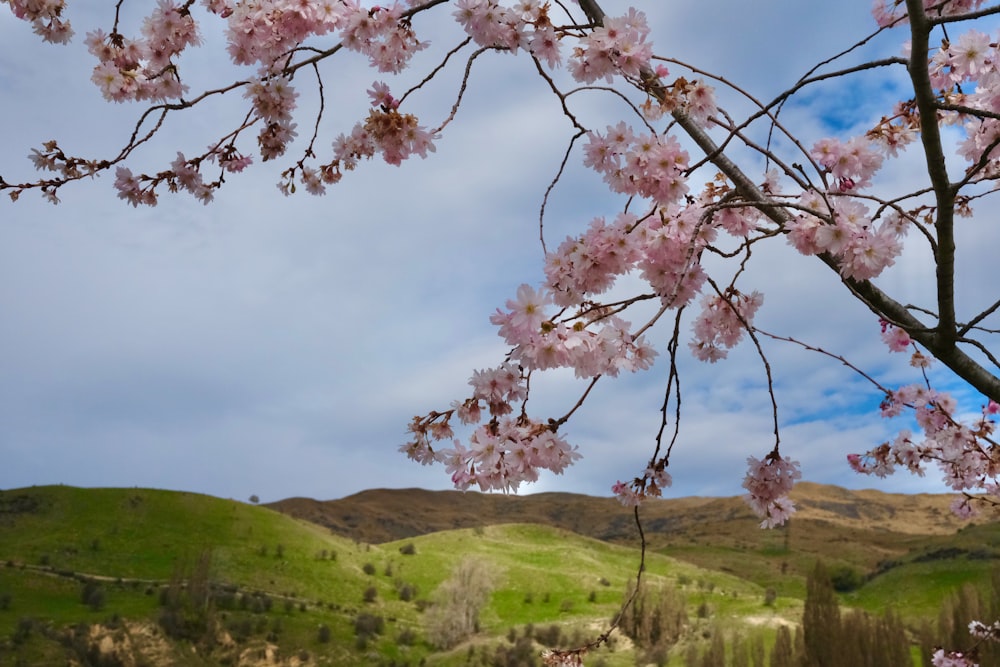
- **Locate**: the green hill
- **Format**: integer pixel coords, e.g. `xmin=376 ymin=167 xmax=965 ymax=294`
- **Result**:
xmin=0 ymin=485 xmax=791 ymax=666
xmin=267 ymin=482 xmax=998 ymax=603
xmin=0 ymin=484 xmax=997 ymax=666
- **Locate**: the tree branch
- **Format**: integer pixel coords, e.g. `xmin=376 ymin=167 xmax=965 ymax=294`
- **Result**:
xmin=906 ymin=0 xmax=958 ymax=341
xmin=578 ymin=0 xmax=1000 ymax=402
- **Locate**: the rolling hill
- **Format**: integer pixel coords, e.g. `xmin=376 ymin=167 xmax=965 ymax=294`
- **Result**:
xmin=266 ymin=482 xmax=987 ymax=599
xmin=0 ymin=482 xmax=996 ymax=666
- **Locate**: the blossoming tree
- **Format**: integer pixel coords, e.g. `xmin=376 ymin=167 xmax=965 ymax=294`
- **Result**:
xmin=5 ymin=0 xmax=1000 ymax=663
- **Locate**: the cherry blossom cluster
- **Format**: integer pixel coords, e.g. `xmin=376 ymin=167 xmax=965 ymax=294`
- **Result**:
xmin=927 ymin=621 xmax=1000 ymax=666
xmin=542 ymin=211 xmax=640 ymax=306
xmin=489 ymin=285 xmax=658 ymax=379
xmin=526 ymin=191 xmax=741 ymax=380
xmin=665 ymin=77 xmax=718 ymax=124
xmin=303 ymin=80 xmax=437 ymax=191
xmin=24 ymin=140 xmax=104 ymax=203
xmin=85 ymin=0 xmax=200 ymax=103
xmin=400 ymin=363 xmax=581 ymax=492
xmin=112 ymin=145 xmax=254 ymax=205
xmin=786 ymin=194 xmax=904 ymax=282
xmin=223 ymin=0 xmax=426 ymax=73
xmin=582 ymin=124 xmax=690 ymax=206
xmin=453 ymin=0 xmax=560 ymax=67
xmin=568 ymin=8 xmax=652 ymax=84
xmin=742 ymin=452 xmax=802 ymax=528
xmin=689 ymin=289 xmax=763 ymax=363
xmin=245 ymin=76 xmax=299 ymax=160
xmin=872 ymin=0 xmax=986 ymax=28
xmin=3 ymin=0 xmax=73 ymax=43
xmin=867 ymin=100 xmax=920 ymax=158
xmin=223 ymin=0 xmax=343 ymax=69
xmin=932 ymin=648 xmax=978 ymax=667
xmin=611 ymin=462 xmax=672 ymax=507
xmin=541 ymin=648 xmax=586 ymax=666
xmin=942 ymin=31 xmax=1000 ymax=179
xmin=848 ymin=385 xmax=999 ymax=516
xmin=970 ymin=620 xmax=1000 ymax=643
xmin=880 ymin=320 xmax=913 ymax=353
xmin=874 ymin=8 xmax=1000 ymax=182
xmin=785 ymin=137 xmax=904 ymax=284
xmin=809 ymin=136 xmax=884 ymax=192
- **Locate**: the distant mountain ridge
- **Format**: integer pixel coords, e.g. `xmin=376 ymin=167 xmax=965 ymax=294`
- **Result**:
xmin=266 ymin=482 xmax=982 ymax=587
xmin=266 ymin=482 xmax=967 ymax=545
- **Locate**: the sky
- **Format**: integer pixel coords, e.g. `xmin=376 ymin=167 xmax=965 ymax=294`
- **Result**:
xmin=1 ymin=1 xmax=998 ymax=505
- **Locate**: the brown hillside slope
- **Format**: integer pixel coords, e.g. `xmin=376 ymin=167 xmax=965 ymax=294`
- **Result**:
xmin=268 ymin=482 xmax=965 ymax=544
xmin=267 ymin=482 xmax=990 ymax=587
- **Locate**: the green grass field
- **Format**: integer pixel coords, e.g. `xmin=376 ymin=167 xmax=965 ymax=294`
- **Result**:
xmin=0 ymin=484 xmax=995 ymax=666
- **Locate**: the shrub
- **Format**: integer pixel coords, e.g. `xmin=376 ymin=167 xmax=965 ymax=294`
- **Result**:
xmin=829 ymin=565 xmax=863 ymax=593
xmin=354 ymin=613 xmax=385 ymax=639
xmin=80 ymin=581 xmax=105 ymax=611
xmin=399 ymin=542 xmax=417 ymax=555
xmin=12 ymin=617 xmax=38 ymax=645
xmin=230 ymin=618 xmax=253 ymax=641
xmin=317 ymin=624 xmax=331 ymax=643
xmin=363 ymin=586 xmax=378 ymax=603
xmin=539 ymin=624 xmax=562 ymax=647
xmin=396 ymin=582 xmax=417 ymax=602
xmin=362 ymin=562 xmax=377 ymax=576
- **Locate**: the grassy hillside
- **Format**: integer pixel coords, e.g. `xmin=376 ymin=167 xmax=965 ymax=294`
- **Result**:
xmin=0 ymin=485 xmax=798 ymax=666
xmin=268 ymin=482 xmax=995 ymax=599
xmin=1 ymin=484 xmax=998 ymax=666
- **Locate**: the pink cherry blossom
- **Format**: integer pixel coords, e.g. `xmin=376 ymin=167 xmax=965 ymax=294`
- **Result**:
xmin=742 ymin=453 xmax=801 ymax=528
xmin=931 ymin=648 xmax=978 ymax=667
xmin=880 ymin=321 xmax=912 ymax=352
xmin=689 ymin=289 xmax=763 ymax=363
xmin=809 ymin=136 xmax=884 ymax=191
xmin=569 ymin=9 xmax=653 ymax=83
xmin=5 ymin=0 xmax=73 ymax=43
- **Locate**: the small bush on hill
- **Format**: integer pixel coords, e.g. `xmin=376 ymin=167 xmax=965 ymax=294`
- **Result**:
xmin=354 ymin=612 xmax=385 ymax=639
xmin=82 ymin=584 xmax=105 ymax=611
